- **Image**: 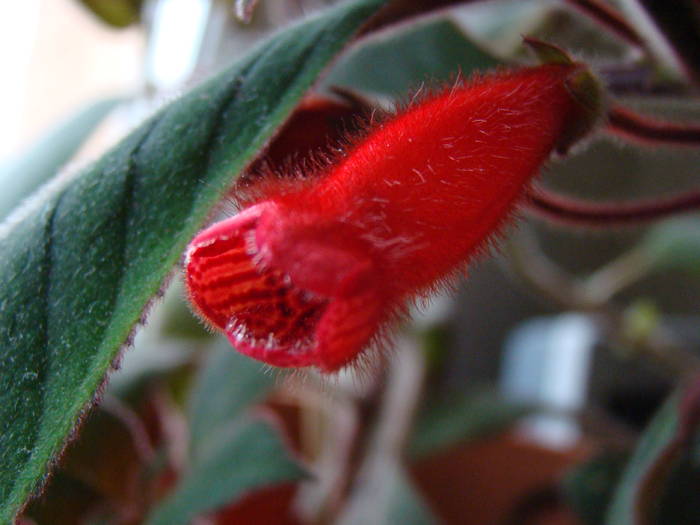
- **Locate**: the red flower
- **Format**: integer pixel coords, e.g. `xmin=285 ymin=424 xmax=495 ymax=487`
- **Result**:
xmin=185 ymin=62 xmax=600 ymax=372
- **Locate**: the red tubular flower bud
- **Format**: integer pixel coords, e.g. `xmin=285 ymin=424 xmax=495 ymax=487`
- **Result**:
xmin=185 ymin=63 xmax=600 ymax=372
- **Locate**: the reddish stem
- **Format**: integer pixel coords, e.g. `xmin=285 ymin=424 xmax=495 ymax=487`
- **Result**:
xmin=360 ymin=0 xmax=492 ymax=35
xmin=607 ymin=105 xmax=700 ymax=146
xmin=562 ymin=0 xmax=646 ymax=50
xmin=526 ymin=186 xmax=700 ymax=227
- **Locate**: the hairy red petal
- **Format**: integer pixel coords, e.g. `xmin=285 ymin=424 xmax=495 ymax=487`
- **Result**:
xmin=186 ymin=203 xmax=385 ymax=371
xmin=186 ymin=64 xmax=592 ymax=372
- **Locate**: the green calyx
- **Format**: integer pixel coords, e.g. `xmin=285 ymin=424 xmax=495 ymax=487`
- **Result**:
xmin=524 ymin=36 xmax=607 ymax=154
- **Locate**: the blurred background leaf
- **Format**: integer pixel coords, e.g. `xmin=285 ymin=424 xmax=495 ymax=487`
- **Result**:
xmin=187 ymin=340 xmax=276 ymax=463
xmin=78 ymin=0 xmax=144 ymax=28
xmin=23 ymin=397 xmax=165 ymax=524
xmin=145 ymin=340 xmax=306 ymax=525
xmin=22 ymin=472 xmax=98 ymax=525
xmin=408 ymin=389 xmax=528 ymax=459
xmin=0 ymin=97 xmax=122 ymax=222
xmin=563 ymin=452 xmax=628 ymax=525
xmin=384 ymin=465 xmax=438 ymax=525
xmin=323 ymin=17 xmax=500 ymax=97
xmin=640 ymin=215 xmax=700 ymax=275
xmin=145 ymin=418 xmax=305 ymax=525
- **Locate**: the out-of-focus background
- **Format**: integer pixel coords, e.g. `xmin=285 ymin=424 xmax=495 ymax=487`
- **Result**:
xmin=0 ymin=0 xmax=342 ymax=168
xmin=0 ymin=0 xmax=141 ymax=161
xmin=5 ymin=1 xmax=700 ymax=524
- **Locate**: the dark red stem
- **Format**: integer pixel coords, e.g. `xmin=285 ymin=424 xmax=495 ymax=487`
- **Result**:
xmin=607 ymin=105 xmax=700 ymax=146
xmin=562 ymin=0 xmax=646 ymax=50
xmin=360 ymin=0 xmax=491 ymax=34
xmin=526 ymin=187 xmax=700 ymax=227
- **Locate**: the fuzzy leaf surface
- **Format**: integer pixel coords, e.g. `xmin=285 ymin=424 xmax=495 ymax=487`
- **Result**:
xmin=0 ymin=1 xmax=384 ymax=521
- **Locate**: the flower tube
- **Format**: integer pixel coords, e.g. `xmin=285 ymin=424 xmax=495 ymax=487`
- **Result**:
xmin=185 ymin=60 xmax=602 ymax=372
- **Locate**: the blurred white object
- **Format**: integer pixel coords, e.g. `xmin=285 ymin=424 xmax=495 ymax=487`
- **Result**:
xmin=501 ymin=314 xmax=598 ymax=449
xmin=0 ymin=1 xmax=40 ymax=160
xmin=145 ymin=0 xmax=213 ymax=90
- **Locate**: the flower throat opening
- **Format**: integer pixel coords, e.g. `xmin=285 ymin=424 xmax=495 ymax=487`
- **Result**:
xmin=187 ymin=226 xmax=329 ymax=363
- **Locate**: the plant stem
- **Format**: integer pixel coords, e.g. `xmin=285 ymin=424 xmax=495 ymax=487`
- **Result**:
xmin=293 ymin=370 xmax=384 ymax=525
xmin=505 ymin=226 xmax=700 ymax=376
xmin=608 ymin=105 xmax=700 ymax=146
xmin=334 ymin=338 xmax=427 ymax=524
xmin=526 ymin=186 xmax=700 ymax=228
xmin=579 ymin=247 xmax=652 ymax=304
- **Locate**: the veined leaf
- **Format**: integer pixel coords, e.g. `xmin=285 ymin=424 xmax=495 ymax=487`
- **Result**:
xmin=0 ymin=1 xmax=385 ymax=521
xmin=187 ymin=339 xmax=275 ymax=464
xmin=145 ymin=418 xmax=306 ymax=525
xmin=145 ymin=338 xmax=302 ymax=525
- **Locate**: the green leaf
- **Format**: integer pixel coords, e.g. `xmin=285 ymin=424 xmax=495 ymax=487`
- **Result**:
xmin=145 ymin=418 xmax=306 ymax=525
xmin=145 ymin=339 xmax=303 ymax=525
xmin=323 ymin=17 xmax=500 ymax=97
xmin=187 ymin=339 xmax=275 ymax=463
xmin=408 ymin=389 xmax=528 ymax=458
xmin=640 ymin=215 xmax=700 ymax=275
xmin=605 ymin=394 xmax=679 ymax=524
xmin=605 ymin=382 xmax=700 ymax=525
xmin=563 ymin=452 xmax=628 ymax=525
xmin=0 ymin=1 xmax=385 ymax=521
xmin=0 ymin=97 xmax=122 ymax=221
